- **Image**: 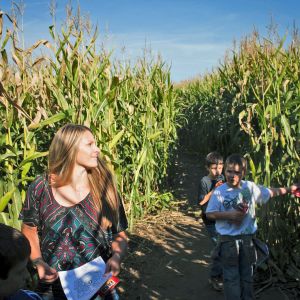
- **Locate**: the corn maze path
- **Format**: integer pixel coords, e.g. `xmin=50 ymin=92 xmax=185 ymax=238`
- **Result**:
xmin=119 ymin=151 xmax=289 ymax=300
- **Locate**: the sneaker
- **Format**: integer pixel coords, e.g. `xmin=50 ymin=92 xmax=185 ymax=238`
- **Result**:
xmin=208 ymin=276 xmax=223 ymax=292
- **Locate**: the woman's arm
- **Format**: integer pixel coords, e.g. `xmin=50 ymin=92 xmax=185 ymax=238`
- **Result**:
xmin=21 ymin=224 xmax=58 ymax=283
xmin=105 ymin=231 xmax=128 ymax=276
xmin=111 ymin=230 xmax=128 ymax=259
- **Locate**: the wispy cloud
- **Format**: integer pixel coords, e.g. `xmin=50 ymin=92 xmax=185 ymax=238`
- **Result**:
xmin=102 ymin=29 xmax=232 ymax=81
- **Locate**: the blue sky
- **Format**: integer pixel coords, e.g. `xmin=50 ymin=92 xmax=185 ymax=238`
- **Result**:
xmin=0 ymin=0 xmax=299 ymax=82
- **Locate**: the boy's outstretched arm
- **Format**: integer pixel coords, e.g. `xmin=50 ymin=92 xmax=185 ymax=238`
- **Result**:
xmin=269 ymin=184 xmax=299 ymax=198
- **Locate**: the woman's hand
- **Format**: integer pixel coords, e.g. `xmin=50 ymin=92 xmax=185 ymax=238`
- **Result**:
xmin=105 ymin=253 xmax=121 ymax=276
xmin=35 ymin=260 xmax=58 ymax=283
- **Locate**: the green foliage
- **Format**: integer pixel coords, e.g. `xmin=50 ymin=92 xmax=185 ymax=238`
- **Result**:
xmin=0 ymin=8 xmax=179 ymax=230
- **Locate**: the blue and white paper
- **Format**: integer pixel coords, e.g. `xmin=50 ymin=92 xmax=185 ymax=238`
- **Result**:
xmin=59 ymin=256 xmax=112 ymax=300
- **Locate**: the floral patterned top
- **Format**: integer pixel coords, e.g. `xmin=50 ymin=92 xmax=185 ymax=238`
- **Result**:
xmin=20 ymin=175 xmax=128 ymax=271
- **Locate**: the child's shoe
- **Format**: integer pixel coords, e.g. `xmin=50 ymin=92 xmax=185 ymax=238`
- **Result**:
xmin=208 ymin=276 xmax=223 ymax=292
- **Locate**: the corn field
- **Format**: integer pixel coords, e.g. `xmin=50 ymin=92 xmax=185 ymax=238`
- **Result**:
xmin=178 ymin=30 xmax=300 ymax=278
xmin=0 ymin=10 xmax=179 ymax=230
xmin=2 ymin=4 xmax=300 ymax=282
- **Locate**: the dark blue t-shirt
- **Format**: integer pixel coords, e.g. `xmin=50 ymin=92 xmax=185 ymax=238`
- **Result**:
xmin=198 ymin=175 xmax=225 ymax=225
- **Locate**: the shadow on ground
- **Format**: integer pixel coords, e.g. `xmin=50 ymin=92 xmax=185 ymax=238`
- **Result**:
xmin=119 ymin=150 xmax=222 ymax=299
xmin=120 ymin=216 xmax=223 ymax=300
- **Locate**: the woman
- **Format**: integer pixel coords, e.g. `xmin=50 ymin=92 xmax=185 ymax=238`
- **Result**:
xmin=21 ymin=124 xmax=128 ymax=300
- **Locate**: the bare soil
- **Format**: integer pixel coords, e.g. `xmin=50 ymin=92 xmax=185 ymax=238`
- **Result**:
xmin=118 ymin=151 xmax=295 ymax=300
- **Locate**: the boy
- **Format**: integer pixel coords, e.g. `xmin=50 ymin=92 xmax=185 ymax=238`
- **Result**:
xmin=206 ymin=154 xmax=298 ymax=300
xmin=0 ymin=223 xmax=42 ymax=300
xmin=197 ymin=151 xmax=224 ymax=291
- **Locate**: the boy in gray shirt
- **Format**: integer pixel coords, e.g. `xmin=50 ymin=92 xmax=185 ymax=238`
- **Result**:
xmin=198 ymin=151 xmax=224 ymax=291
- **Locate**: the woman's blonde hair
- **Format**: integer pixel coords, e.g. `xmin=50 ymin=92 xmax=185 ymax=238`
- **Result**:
xmin=48 ymin=123 xmax=119 ymax=228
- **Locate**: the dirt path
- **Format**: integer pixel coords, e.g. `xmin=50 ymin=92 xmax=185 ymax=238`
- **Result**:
xmin=119 ymin=152 xmax=288 ymax=299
